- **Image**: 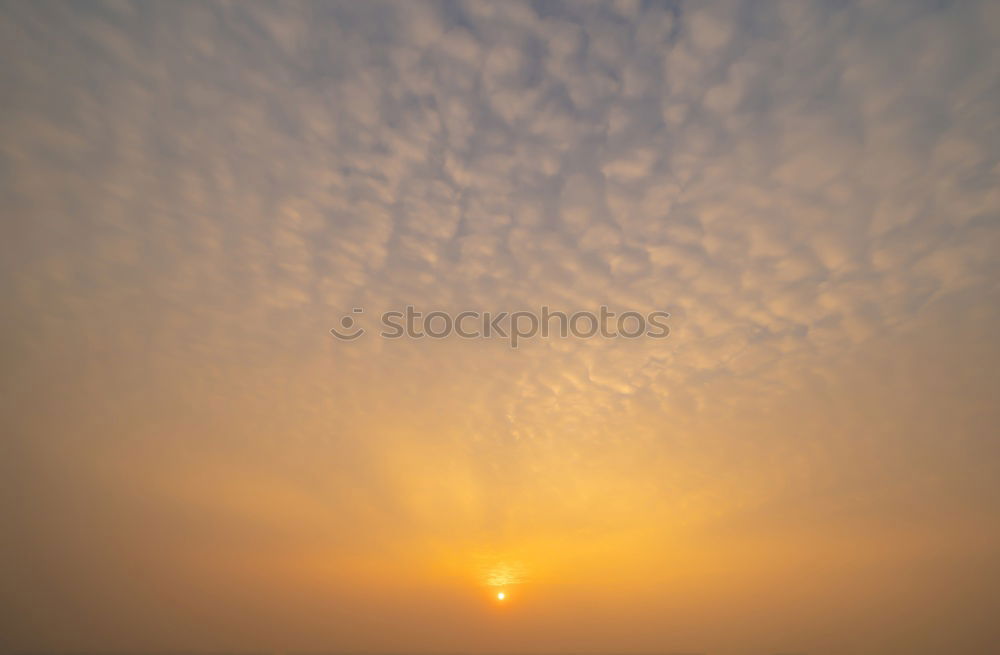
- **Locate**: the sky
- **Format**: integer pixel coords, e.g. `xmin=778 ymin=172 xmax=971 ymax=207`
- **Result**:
xmin=1 ymin=1 xmax=999 ymax=653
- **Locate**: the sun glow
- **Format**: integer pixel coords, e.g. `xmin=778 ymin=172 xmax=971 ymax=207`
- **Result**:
xmin=497 ymin=591 xmax=505 ymax=601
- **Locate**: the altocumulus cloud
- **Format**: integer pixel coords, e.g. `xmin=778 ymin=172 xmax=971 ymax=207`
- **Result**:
xmin=2 ymin=1 xmax=1000 ymax=652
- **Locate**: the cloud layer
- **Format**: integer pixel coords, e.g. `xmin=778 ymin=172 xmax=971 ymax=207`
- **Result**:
xmin=2 ymin=1 xmax=999 ymax=652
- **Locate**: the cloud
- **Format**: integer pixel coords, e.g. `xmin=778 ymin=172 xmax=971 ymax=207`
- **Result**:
xmin=1 ymin=1 xmax=999 ymax=651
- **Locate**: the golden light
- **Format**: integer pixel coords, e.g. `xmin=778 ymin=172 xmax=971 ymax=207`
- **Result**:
xmin=497 ymin=591 xmax=505 ymax=601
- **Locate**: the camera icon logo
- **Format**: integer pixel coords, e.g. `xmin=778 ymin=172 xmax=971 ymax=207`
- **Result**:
xmin=330 ymin=308 xmax=365 ymax=340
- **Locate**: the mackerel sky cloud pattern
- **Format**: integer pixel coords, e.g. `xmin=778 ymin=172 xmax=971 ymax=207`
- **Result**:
xmin=2 ymin=2 xmax=999 ymax=652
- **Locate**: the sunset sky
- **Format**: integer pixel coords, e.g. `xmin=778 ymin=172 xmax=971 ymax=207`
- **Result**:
xmin=2 ymin=1 xmax=999 ymax=653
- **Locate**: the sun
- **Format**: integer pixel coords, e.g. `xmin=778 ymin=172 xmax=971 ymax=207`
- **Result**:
xmin=497 ymin=591 xmax=505 ymax=601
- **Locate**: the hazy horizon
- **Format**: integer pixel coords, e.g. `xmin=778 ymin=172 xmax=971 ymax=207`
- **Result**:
xmin=2 ymin=1 xmax=999 ymax=653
